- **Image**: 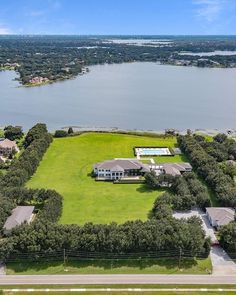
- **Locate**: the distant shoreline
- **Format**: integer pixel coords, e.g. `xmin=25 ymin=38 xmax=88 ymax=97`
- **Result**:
xmin=60 ymin=126 xmax=236 ymax=137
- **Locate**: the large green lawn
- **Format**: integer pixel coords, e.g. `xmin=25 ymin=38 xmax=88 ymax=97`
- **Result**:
xmin=6 ymin=257 xmax=212 ymax=275
xmin=27 ymin=133 xmax=178 ymax=224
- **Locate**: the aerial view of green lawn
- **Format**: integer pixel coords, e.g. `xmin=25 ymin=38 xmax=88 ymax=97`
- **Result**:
xmin=27 ymin=133 xmax=182 ymax=224
xmin=6 ymin=257 xmax=212 ymax=275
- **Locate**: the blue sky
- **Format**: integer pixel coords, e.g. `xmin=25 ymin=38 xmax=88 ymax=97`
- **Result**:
xmin=0 ymin=0 xmax=235 ymax=35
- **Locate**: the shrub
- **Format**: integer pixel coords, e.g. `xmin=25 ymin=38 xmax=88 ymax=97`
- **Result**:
xmin=54 ymin=130 xmax=68 ymax=138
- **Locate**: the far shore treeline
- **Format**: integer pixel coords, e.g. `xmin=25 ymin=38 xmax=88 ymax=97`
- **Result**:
xmin=0 ymin=124 xmax=235 ymax=261
xmin=1 ymin=36 xmax=236 ymax=86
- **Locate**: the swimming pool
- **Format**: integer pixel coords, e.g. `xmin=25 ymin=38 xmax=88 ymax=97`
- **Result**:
xmin=135 ymin=147 xmax=171 ymax=156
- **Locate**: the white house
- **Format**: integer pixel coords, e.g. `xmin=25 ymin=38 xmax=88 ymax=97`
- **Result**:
xmin=94 ymin=159 xmax=150 ymax=180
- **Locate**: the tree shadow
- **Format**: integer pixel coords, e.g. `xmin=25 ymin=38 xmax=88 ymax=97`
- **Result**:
xmin=136 ymin=184 xmax=155 ymax=193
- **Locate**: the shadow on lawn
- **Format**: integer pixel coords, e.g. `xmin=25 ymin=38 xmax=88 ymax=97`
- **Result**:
xmin=8 ymin=258 xmax=200 ymax=274
xmin=136 ymin=184 xmax=165 ymax=194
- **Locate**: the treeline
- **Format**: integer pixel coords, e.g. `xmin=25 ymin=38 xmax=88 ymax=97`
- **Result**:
xmin=0 ymin=124 xmax=62 ymax=235
xmin=0 ymin=123 xmax=53 ymax=189
xmin=0 ymin=217 xmax=210 ymax=261
xmin=146 ymin=172 xmax=210 ymax=211
xmin=194 ymin=133 xmax=236 ymax=163
xmin=219 ymin=222 xmax=236 ymax=252
xmin=177 ymin=135 xmax=236 ymax=207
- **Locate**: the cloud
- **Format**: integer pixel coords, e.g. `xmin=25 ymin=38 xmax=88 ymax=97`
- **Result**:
xmin=193 ymin=0 xmax=224 ymax=22
xmin=0 ymin=25 xmax=11 ymax=34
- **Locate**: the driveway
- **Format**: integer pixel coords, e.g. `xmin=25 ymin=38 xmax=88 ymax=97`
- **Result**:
xmin=173 ymin=208 xmax=217 ymax=242
xmin=210 ymin=246 xmax=236 ymax=275
xmin=173 ymin=208 xmax=236 ymax=275
xmin=0 ymin=262 xmax=6 ymax=275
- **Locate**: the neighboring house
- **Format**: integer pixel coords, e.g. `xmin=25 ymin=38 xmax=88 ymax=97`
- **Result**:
xmin=0 ymin=138 xmax=19 ymax=156
xmin=161 ymin=163 xmax=192 ymax=176
xmin=206 ymin=207 xmax=235 ymax=229
xmin=3 ymin=206 xmax=35 ymax=235
xmin=94 ymin=159 xmax=150 ymax=180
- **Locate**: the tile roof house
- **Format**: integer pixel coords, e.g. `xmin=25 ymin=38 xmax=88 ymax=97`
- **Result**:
xmin=206 ymin=207 xmax=235 ymax=229
xmin=94 ymin=159 xmax=150 ymax=180
xmin=3 ymin=206 xmax=35 ymax=235
xmin=0 ymin=138 xmax=19 ymax=155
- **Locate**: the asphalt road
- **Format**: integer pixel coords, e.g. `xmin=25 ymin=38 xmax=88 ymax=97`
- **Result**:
xmin=0 ymin=274 xmax=236 ymax=285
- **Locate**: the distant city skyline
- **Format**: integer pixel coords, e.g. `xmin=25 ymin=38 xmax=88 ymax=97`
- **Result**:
xmin=0 ymin=0 xmax=236 ymax=35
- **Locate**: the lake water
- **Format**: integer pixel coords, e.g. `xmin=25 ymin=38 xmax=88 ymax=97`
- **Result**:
xmin=0 ymin=62 xmax=236 ymax=131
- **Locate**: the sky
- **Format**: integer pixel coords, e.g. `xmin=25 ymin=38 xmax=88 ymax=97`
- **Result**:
xmin=0 ymin=0 xmax=236 ymax=35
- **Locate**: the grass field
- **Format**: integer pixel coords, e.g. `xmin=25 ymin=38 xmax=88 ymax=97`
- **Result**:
xmin=6 ymin=257 xmax=212 ymax=275
xmin=27 ymin=133 xmax=180 ymax=224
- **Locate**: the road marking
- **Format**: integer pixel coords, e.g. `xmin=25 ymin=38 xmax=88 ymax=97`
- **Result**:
xmin=3 ymin=288 xmax=236 ymax=292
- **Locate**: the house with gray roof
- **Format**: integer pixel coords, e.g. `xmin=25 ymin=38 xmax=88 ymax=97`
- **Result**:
xmin=162 ymin=163 xmax=192 ymax=176
xmin=206 ymin=207 xmax=235 ymax=229
xmin=3 ymin=206 xmax=35 ymax=235
xmin=94 ymin=159 xmax=150 ymax=180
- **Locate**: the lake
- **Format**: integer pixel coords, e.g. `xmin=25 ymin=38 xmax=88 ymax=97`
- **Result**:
xmin=0 ymin=62 xmax=236 ymax=131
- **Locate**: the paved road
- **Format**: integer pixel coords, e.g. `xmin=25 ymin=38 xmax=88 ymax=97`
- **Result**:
xmin=0 ymin=274 xmax=236 ymax=285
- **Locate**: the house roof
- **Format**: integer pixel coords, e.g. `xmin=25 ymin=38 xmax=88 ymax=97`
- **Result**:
xmin=162 ymin=163 xmax=192 ymax=176
xmin=162 ymin=164 xmax=181 ymax=176
xmin=94 ymin=159 xmax=149 ymax=172
xmin=206 ymin=207 xmax=235 ymax=226
xmin=0 ymin=138 xmax=17 ymax=149
xmin=3 ymin=206 xmax=35 ymax=231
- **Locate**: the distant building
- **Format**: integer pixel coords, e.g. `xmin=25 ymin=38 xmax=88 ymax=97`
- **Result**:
xmin=3 ymin=206 xmax=35 ymax=235
xmin=206 ymin=207 xmax=235 ymax=229
xmin=94 ymin=159 xmax=150 ymax=180
xmin=0 ymin=138 xmax=19 ymax=156
xmin=29 ymin=76 xmax=49 ymax=84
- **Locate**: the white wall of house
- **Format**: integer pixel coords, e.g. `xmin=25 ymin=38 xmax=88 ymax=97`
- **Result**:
xmin=94 ymin=168 xmax=124 ymax=179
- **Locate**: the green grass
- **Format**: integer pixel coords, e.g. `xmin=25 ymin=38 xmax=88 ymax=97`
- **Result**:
xmin=153 ymin=154 xmax=188 ymax=164
xmin=6 ymin=257 xmax=212 ymax=275
xmin=27 ymin=133 xmax=178 ymax=224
